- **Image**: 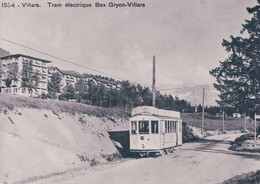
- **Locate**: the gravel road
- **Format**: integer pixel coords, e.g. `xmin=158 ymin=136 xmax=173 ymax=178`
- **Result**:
xmin=29 ymin=133 xmax=260 ymax=184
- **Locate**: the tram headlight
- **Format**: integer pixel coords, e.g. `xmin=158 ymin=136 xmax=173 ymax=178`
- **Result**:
xmin=140 ymin=136 xmax=144 ymax=140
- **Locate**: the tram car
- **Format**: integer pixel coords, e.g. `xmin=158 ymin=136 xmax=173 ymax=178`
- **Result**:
xmin=129 ymin=106 xmax=182 ymax=157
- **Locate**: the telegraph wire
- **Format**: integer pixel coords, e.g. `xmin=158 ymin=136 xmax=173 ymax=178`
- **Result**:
xmin=0 ymin=37 xmax=152 ymax=87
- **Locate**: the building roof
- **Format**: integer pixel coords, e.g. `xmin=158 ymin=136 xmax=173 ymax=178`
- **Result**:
xmin=0 ymin=54 xmax=52 ymax=63
xmin=48 ymin=66 xmax=64 ymax=74
xmin=95 ymin=77 xmax=118 ymax=86
xmin=61 ymin=70 xmax=85 ymax=78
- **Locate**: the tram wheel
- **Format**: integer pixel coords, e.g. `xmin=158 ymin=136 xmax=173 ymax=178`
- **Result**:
xmin=139 ymin=152 xmax=147 ymax=157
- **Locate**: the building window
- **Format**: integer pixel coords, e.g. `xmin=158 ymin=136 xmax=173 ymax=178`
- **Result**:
xmin=13 ymin=88 xmax=17 ymax=93
xmin=139 ymin=120 xmax=149 ymax=134
xmin=22 ymin=88 xmax=25 ymax=93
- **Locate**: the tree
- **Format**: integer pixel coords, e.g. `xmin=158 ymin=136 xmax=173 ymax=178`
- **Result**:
xmin=59 ymin=84 xmax=76 ymax=100
xmin=96 ymin=84 xmax=108 ymax=107
xmin=137 ymin=85 xmax=152 ymax=106
xmin=48 ymin=72 xmax=62 ymax=99
xmin=21 ymin=61 xmax=40 ymax=91
xmin=210 ymin=1 xmax=260 ymax=117
xmin=3 ymin=62 xmax=18 ymax=87
xmin=120 ymin=80 xmax=134 ymax=111
xmin=75 ymin=79 xmax=88 ymax=102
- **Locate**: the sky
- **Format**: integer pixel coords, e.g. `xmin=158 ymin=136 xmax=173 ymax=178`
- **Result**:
xmin=0 ymin=0 xmax=257 ymax=90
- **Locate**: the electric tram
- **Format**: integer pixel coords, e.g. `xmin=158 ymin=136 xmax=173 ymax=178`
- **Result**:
xmin=129 ymin=106 xmax=182 ymax=157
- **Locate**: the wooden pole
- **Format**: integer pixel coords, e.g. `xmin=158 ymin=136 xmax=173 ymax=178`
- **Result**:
xmin=201 ymin=88 xmax=205 ymax=134
xmin=222 ymin=109 xmax=225 ymax=132
xmin=244 ymin=113 xmax=247 ymax=131
xmin=152 ymin=56 xmax=156 ymax=107
xmin=255 ymin=113 xmax=257 ymax=146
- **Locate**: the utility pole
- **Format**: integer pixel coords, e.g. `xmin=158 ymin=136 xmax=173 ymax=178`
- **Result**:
xmin=222 ymin=109 xmax=225 ymax=132
xmin=201 ymin=88 xmax=205 ymax=134
xmin=255 ymin=113 xmax=257 ymax=146
xmin=244 ymin=113 xmax=247 ymax=131
xmin=152 ymin=56 xmax=156 ymax=107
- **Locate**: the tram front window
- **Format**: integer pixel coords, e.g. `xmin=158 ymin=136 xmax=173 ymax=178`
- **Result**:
xmin=151 ymin=121 xmax=158 ymax=134
xmin=139 ymin=121 xmax=149 ymax=134
xmin=131 ymin=121 xmax=137 ymax=134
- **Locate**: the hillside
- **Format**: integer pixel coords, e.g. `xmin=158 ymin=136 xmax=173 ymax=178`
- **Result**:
xmin=181 ymin=113 xmax=254 ymax=132
xmin=0 ymin=94 xmax=129 ymax=183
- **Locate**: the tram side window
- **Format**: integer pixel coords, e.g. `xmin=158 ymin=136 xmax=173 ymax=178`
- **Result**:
xmin=169 ymin=121 xmax=173 ymax=133
xmin=165 ymin=121 xmax=177 ymax=133
xmin=151 ymin=121 xmax=158 ymax=134
xmin=174 ymin=121 xmax=177 ymax=133
xmin=165 ymin=121 xmax=171 ymax=133
xmin=131 ymin=121 xmax=137 ymax=134
xmin=139 ymin=121 xmax=149 ymax=134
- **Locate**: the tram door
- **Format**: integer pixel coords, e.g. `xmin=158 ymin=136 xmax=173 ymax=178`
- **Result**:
xmin=161 ymin=120 xmax=165 ymax=148
xmin=176 ymin=121 xmax=182 ymax=145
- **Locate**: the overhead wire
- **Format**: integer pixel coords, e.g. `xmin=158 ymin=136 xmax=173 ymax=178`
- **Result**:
xmin=0 ymin=37 xmax=153 ymax=87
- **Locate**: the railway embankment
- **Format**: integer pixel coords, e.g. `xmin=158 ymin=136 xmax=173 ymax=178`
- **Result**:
xmin=0 ymin=94 xmax=129 ymax=183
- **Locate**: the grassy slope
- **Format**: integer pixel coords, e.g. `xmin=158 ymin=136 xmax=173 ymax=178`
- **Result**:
xmin=0 ymin=94 xmax=128 ymax=118
xmin=181 ymin=112 xmax=255 ymax=131
xmin=0 ymin=94 xmax=253 ymax=131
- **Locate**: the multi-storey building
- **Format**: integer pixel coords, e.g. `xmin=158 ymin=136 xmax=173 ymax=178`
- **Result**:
xmin=48 ymin=68 xmax=92 ymax=91
xmin=61 ymin=70 xmax=85 ymax=87
xmin=0 ymin=53 xmax=121 ymax=98
xmin=0 ymin=54 xmax=51 ymax=96
xmin=95 ymin=77 xmax=121 ymax=89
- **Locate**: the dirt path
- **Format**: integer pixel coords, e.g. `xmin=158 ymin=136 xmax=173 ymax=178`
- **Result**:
xmin=28 ymin=134 xmax=260 ymax=184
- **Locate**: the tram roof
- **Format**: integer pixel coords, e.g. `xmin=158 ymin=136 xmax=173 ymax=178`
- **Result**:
xmin=131 ymin=114 xmax=180 ymax=120
xmin=131 ymin=106 xmax=180 ymax=119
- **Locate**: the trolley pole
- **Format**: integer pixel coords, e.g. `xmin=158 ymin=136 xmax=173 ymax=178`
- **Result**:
xmin=152 ymin=56 xmax=156 ymax=107
xmin=201 ymin=88 xmax=205 ymax=134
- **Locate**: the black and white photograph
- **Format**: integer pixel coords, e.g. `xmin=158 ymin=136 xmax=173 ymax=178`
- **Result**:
xmin=0 ymin=0 xmax=259 ymax=183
